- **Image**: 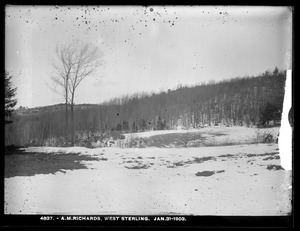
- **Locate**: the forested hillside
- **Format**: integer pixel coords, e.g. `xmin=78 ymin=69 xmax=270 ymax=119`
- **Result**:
xmin=5 ymin=68 xmax=286 ymax=146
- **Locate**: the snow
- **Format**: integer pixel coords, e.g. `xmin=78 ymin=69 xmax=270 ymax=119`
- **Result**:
xmin=5 ymin=143 xmax=291 ymax=215
xmin=20 ymin=146 xmax=98 ymax=155
xmin=125 ymin=126 xmax=279 ymax=139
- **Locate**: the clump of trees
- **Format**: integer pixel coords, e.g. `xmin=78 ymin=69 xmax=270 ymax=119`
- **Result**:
xmin=259 ymin=102 xmax=282 ymax=127
xmin=5 ymin=67 xmax=286 ymax=147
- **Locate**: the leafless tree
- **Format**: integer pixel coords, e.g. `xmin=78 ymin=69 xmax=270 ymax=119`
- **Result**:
xmin=51 ymin=41 xmax=103 ymax=146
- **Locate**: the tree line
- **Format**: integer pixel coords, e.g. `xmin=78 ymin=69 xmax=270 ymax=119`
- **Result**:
xmin=5 ymin=67 xmax=286 ymax=147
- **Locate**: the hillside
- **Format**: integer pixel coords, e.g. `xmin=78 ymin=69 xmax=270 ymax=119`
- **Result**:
xmin=5 ymin=68 xmax=286 ymax=147
xmin=15 ymin=103 xmax=100 ymax=116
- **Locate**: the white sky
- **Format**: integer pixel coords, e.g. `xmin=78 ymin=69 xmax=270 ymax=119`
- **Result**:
xmin=5 ymin=5 xmax=292 ymax=108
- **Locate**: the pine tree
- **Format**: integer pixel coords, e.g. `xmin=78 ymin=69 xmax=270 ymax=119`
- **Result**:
xmin=273 ymin=66 xmax=279 ymax=76
xmin=5 ymin=71 xmax=17 ymax=123
xmin=259 ymin=102 xmax=281 ymax=126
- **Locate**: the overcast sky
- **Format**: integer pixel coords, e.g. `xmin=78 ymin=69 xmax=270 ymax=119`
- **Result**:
xmin=5 ymin=5 xmax=292 ymax=108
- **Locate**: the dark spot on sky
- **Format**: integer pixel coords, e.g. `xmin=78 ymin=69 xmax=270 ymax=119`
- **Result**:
xmin=150 ymin=8 xmax=153 ymax=12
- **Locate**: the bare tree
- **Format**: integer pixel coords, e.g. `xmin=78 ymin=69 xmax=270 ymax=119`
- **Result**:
xmin=52 ymin=41 xmax=103 ymax=146
xmin=52 ymin=44 xmax=75 ymax=143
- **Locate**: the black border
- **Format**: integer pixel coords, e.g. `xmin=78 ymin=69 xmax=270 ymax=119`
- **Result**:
xmin=2 ymin=215 xmax=294 ymax=227
xmin=2 ymin=3 xmax=295 ymax=229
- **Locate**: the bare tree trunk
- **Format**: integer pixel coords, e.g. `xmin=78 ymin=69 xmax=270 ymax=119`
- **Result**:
xmin=70 ymin=89 xmax=76 ymax=146
xmin=70 ymin=104 xmax=75 ymax=146
xmin=65 ymin=99 xmax=69 ymax=145
xmin=65 ymin=74 xmax=70 ymax=146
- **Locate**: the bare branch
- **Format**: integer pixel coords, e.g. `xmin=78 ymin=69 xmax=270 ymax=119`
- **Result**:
xmin=51 ymin=41 xmax=102 ymax=108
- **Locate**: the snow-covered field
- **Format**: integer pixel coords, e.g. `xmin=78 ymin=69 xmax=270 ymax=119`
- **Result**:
xmin=4 ymin=127 xmax=292 ymax=215
xmin=125 ymin=126 xmax=279 ymax=140
xmin=122 ymin=126 xmax=280 ymax=147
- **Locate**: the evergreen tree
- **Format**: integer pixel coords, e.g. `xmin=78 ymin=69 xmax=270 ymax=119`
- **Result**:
xmin=116 ymin=123 xmax=122 ymax=131
xmin=140 ymin=119 xmax=147 ymax=131
xmin=132 ymin=121 xmax=138 ymax=132
xmin=5 ymin=71 xmax=17 ymax=122
xmin=273 ymin=66 xmax=279 ymax=76
xmin=259 ymin=102 xmax=281 ymax=126
xmin=122 ymin=120 xmax=129 ymax=131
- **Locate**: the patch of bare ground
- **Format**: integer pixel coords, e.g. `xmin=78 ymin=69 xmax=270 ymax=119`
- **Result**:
xmin=5 ymin=151 xmax=100 ymax=178
xmin=124 ymin=163 xmax=151 ymax=169
xmin=195 ymin=170 xmax=225 ymax=177
xmin=167 ymin=156 xmax=217 ymax=168
xmin=134 ymin=132 xmax=206 ymax=148
xmin=246 ymin=152 xmax=279 ymax=158
xmin=266 ymin=165 xmax=285 ymax=170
